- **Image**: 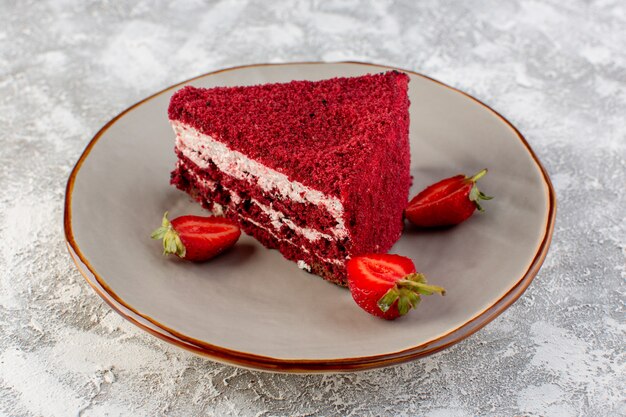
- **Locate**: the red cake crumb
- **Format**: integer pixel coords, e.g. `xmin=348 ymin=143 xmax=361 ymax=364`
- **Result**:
xmin=169 ymin=71 xmax=411 ymax=284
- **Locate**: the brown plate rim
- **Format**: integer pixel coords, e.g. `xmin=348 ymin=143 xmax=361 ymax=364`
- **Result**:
xmin=64 ymin=61 xmax=557 ymax=373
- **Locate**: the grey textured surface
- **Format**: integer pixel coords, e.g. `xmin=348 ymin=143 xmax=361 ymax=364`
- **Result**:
xmin=0 ymin=0 xmax=624 ymax=416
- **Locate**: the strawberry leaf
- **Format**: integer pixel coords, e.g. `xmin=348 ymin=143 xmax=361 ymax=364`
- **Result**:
xmin=478 ymin=191 xmax=493 ymax=200
xmin=376 ymin=273 xmax=445 ymax=316
xmin=150 ymin=226 xmax=168 ymax=240
xmin=466 ymin=169 xmax=493 ymax=212
xmin=406 ymin=272 xmax=427 ymax=284
xmin=397 ymin=295 xmax=410 ymax=316
xmin=151 ymin=212 xmax=186 ymax=258
xmin=162 ymin=211 xmax=171 ymax=227
xmin=401 ymin=288 xmax=421 ymax=309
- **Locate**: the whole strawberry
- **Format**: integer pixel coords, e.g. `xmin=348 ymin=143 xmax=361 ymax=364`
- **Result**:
xmin=347 ymin=254 xmax=445 ymax=320
xmin=151 ymin=212 xmax=241 ymax=261
xmin=405 ymin=169 xmax=493 ymax=227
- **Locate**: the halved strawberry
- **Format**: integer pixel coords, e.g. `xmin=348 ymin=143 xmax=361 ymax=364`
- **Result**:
xmin=405 ymin=169 xmax=493 ymax=227
xmin=151 ymin=212 xmax=241 ymax=261
xmin=347 ymin=254 xmax=445 ymax=320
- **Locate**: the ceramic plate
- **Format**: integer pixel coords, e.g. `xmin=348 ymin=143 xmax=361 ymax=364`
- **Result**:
xmin=65 ymin=62 xmax=555 ymax=373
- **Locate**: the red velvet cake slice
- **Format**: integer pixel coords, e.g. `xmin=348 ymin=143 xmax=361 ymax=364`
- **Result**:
xmin=169 ymin=71 xmax=411 ymax=285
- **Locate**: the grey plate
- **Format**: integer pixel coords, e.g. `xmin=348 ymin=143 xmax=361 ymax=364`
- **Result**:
xmin=65 ymin=62 xmax=555 ymax=373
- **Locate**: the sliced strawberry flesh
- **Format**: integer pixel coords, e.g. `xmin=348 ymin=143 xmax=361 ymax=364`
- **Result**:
xmin=172 ymin=217 xmax=238 ymax=237
xmin=178 ymin=225 xmax=237 ymax=238
xmin=360 ymin=259 xmax=405 ymax=282
xmin=407 ymin=175 xmax=467 ymax=209
xmin=352 ymin=254 xmax=415 ymax=284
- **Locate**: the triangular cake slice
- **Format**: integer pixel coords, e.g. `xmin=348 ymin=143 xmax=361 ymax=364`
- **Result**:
xmin=168 ymin=71 xmax=411 ymax=285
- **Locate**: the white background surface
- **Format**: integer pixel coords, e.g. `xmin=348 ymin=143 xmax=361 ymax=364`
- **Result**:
xmin=1 ymin=1 xmax=624 ymax=416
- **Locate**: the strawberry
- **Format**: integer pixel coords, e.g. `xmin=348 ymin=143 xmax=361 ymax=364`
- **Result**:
xmin=151 ymin=212 xmax=241 ymax=261
xmin=405 ymin=168 xmax=493 ymax=227
xmin=347 ymin=254 xmax=445 ymax=320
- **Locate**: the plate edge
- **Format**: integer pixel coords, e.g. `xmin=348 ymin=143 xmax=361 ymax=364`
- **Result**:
xmin=63 ymin=61 xmax=557 ymax=373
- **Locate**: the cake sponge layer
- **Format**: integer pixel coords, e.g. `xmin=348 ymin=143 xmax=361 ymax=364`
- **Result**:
xmin=171 ymin=157 xmax=348 ymax=284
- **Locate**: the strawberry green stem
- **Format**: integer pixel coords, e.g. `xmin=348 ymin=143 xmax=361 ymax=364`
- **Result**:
xmin=468 ymin=168 xmax=488 ymax=183
xmin=398 ymin=278 xmax=446 ymax=296
xmin=378 ymin=290 xmax=399 ymax=312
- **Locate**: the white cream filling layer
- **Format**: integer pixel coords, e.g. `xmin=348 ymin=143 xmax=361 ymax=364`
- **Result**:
xmin=186 ymin=169 xmax=335 ymax=242
xmin=297 ymin=260 xmax=312 ymax=272
xmin=172 ymin=120 xmax=347 ymax=239
xmin=250 ymin=197 xmax=334 ymax=241
xmin=183 ymin=166 xmax=344 ymax=267
xmin=244 ymin=216 xmax=344 ymax=266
